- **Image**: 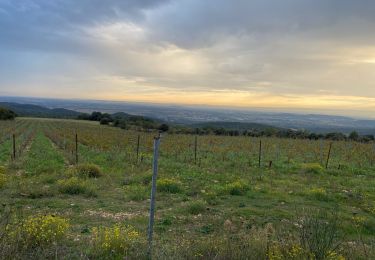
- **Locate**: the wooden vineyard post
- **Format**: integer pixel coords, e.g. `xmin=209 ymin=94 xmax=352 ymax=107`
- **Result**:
xmin=325 ymin=142 xmax=332 ymax=169
xmin=147 ymin=135 xmax=161 ymax=259
xmin=12 ymin=133 xmax=16 ymax=160
xmin=194 ymin=135 xmax=198 ymax=165
xmin=258 ymin=140 xmax=262 ymax=168
xmin=75 ymin=132 xmax=78 ymax=164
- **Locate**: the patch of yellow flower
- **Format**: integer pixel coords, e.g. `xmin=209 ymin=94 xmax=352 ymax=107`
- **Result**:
xmin=91 ymin=223 xmax=141 ymax=255
xmin=309 ymin=187 xmax=327 ymax=195
xmin=268 ymin=243 xmax=304 ymax=260
xmin=327 ymin=250 xmax=346 ymax=260
xmin=19 ymin=215 xmax=69 ymax=246
xmin=352 ymin=215 xmax=366 ymax=227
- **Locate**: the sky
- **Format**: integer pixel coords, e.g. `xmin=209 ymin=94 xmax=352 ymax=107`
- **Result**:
xmin=1 ymin=0 xmax=375 ymax=117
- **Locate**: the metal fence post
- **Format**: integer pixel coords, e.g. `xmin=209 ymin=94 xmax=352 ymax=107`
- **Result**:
xmin=148 ymin=135 xmax=161 ymax=258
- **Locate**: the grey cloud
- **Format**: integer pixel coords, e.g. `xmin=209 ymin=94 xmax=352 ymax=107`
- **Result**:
xmin=0 ymin=0 xmax=168 ymax=52
xmin=1 ymin=0 xmax=375 ymax=102
xmin=145 ymin=0 xmax=375 ymax=49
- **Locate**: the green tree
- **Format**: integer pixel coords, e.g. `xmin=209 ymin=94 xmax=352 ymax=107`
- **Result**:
xmin=0 ymin=107 xmax=17 ymax=120
xmin=158 ymin=124 xmax=169 ymax=132
xmin=348 ymin=131 xmax=359 ymax=141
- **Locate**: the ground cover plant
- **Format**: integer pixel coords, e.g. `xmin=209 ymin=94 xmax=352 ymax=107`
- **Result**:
xmin=0 ymin=118 xmax=374 ymax=259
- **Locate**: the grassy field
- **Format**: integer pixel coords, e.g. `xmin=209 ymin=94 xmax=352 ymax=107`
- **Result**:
xmin=0 ymin=118 xmax=374 ymax=259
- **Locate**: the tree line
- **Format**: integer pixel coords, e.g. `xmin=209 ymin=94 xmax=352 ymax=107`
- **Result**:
xmin=77 ymin=111 xmax=169 ymax=132
xmin=78 ymin=112 xmax=375 ymax=143
xmin=170 ymin=126 xmax=375 ymax=143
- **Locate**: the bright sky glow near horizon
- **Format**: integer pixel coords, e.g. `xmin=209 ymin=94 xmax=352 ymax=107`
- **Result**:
xmin=1 ymin=0 xmax=375 ymax=117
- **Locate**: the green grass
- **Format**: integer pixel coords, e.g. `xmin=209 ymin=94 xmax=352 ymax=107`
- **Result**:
xmin=0 ymin=118 xmax=374 ymax=259
xmin=23 ymin=132 xmax=65 ymax=176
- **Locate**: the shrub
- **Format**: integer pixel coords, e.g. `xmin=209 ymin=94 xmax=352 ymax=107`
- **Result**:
xmin=70 ymin=164 xmax=102 ymax=178
xmin=91 ymin=224 xmax=143 ymax=257
xmin=299 ymin=209 xmax=341 ymax=260
xmin=226 ymin=180 xmax=249 ymax=195
xmin=187 ymin=200 xmax=206 ymax=215
xmin=16 ymin=215 xmax=69 ymax=247
xmin=157 ymin=178 xmax=181 ymax=193
xmin=301 ymin=163 xmax=324 ymax=174
xmin=58 ymin=177 xmax=96 ymax=196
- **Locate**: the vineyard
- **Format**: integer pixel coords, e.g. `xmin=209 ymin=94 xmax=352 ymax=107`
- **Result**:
xmin=0 ymin=117 xmax=374 ymax=259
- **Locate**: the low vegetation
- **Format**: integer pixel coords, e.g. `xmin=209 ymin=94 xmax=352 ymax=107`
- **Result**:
xmin=0 ymin=118 xmax=373 ymax=259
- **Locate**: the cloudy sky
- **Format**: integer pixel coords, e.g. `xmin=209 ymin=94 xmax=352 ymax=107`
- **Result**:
xmin=1 ymin=0 xmax=375 ymax=116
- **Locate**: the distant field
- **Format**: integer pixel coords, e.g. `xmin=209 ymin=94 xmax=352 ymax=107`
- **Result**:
xmin=0 ymin=118 xmax=374 ymax=259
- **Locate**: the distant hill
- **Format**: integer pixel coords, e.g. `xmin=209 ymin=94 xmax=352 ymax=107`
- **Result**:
xmin=190 ymin=121 xmax=281 ymax=131
xmin=0 ymin=102 xmax=81 ymax=119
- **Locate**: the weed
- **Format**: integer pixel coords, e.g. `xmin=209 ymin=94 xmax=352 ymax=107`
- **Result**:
xmin=299 ymin=209 xmax=341 ymax=260
xmin=125 ymin=184 xmax=148 ymax=201
xmin=308 ymin=187 xmax=331 ymax=201
xmin=301 ymin=163 xmax=324 ymax=174
xmin=157 ymin=178 xmax=181 ymax=193
xmin=204 ymin=191 xmax=219 ymax=205
xmin=70 ymin=164 xmax=102 ymax=178
xmin=226 ymin=180 xmax=249 ymax=195
xmin=90 ymin=223 xmax=144 ymax=258
xmin=58 ymin=177 xmax=97 ymax=196
xmin=187 ymin=200 xmax=206 ymax=215
xmin=16 ymin=214 xmax=69 ymax=247
xmin=199 ymin=224 xmax=214 ymax=234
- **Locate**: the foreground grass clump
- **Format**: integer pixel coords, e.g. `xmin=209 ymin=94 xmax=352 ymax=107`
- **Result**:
xmin=70 ymin=164 xmax=102 ymax=178
xmin=187 ymin=200 xmax=207 ymax=215
xmin=91 ymin=223 xmax=144 ymax=258
xmin=125 ymin=184 xmax=148 ymax=201
xmin=307 ymin=187 xmax=331 ymax=201
xmin=226 ymin=180 xmax=249 ymax=195
xmin=299 ymin=210 xmax=342 ymax=260
xmin=157 ymin=178 xmax=181 ymax=193
xmin=0 ymin=166 xmax=6 ymax=188
xmin=58 ymin=177 xmax=97 ymax=196
xmin=301 ymin=163 xmax=324 ymax=174
xmin=17 ymin=215 xmax=70 ymax=247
